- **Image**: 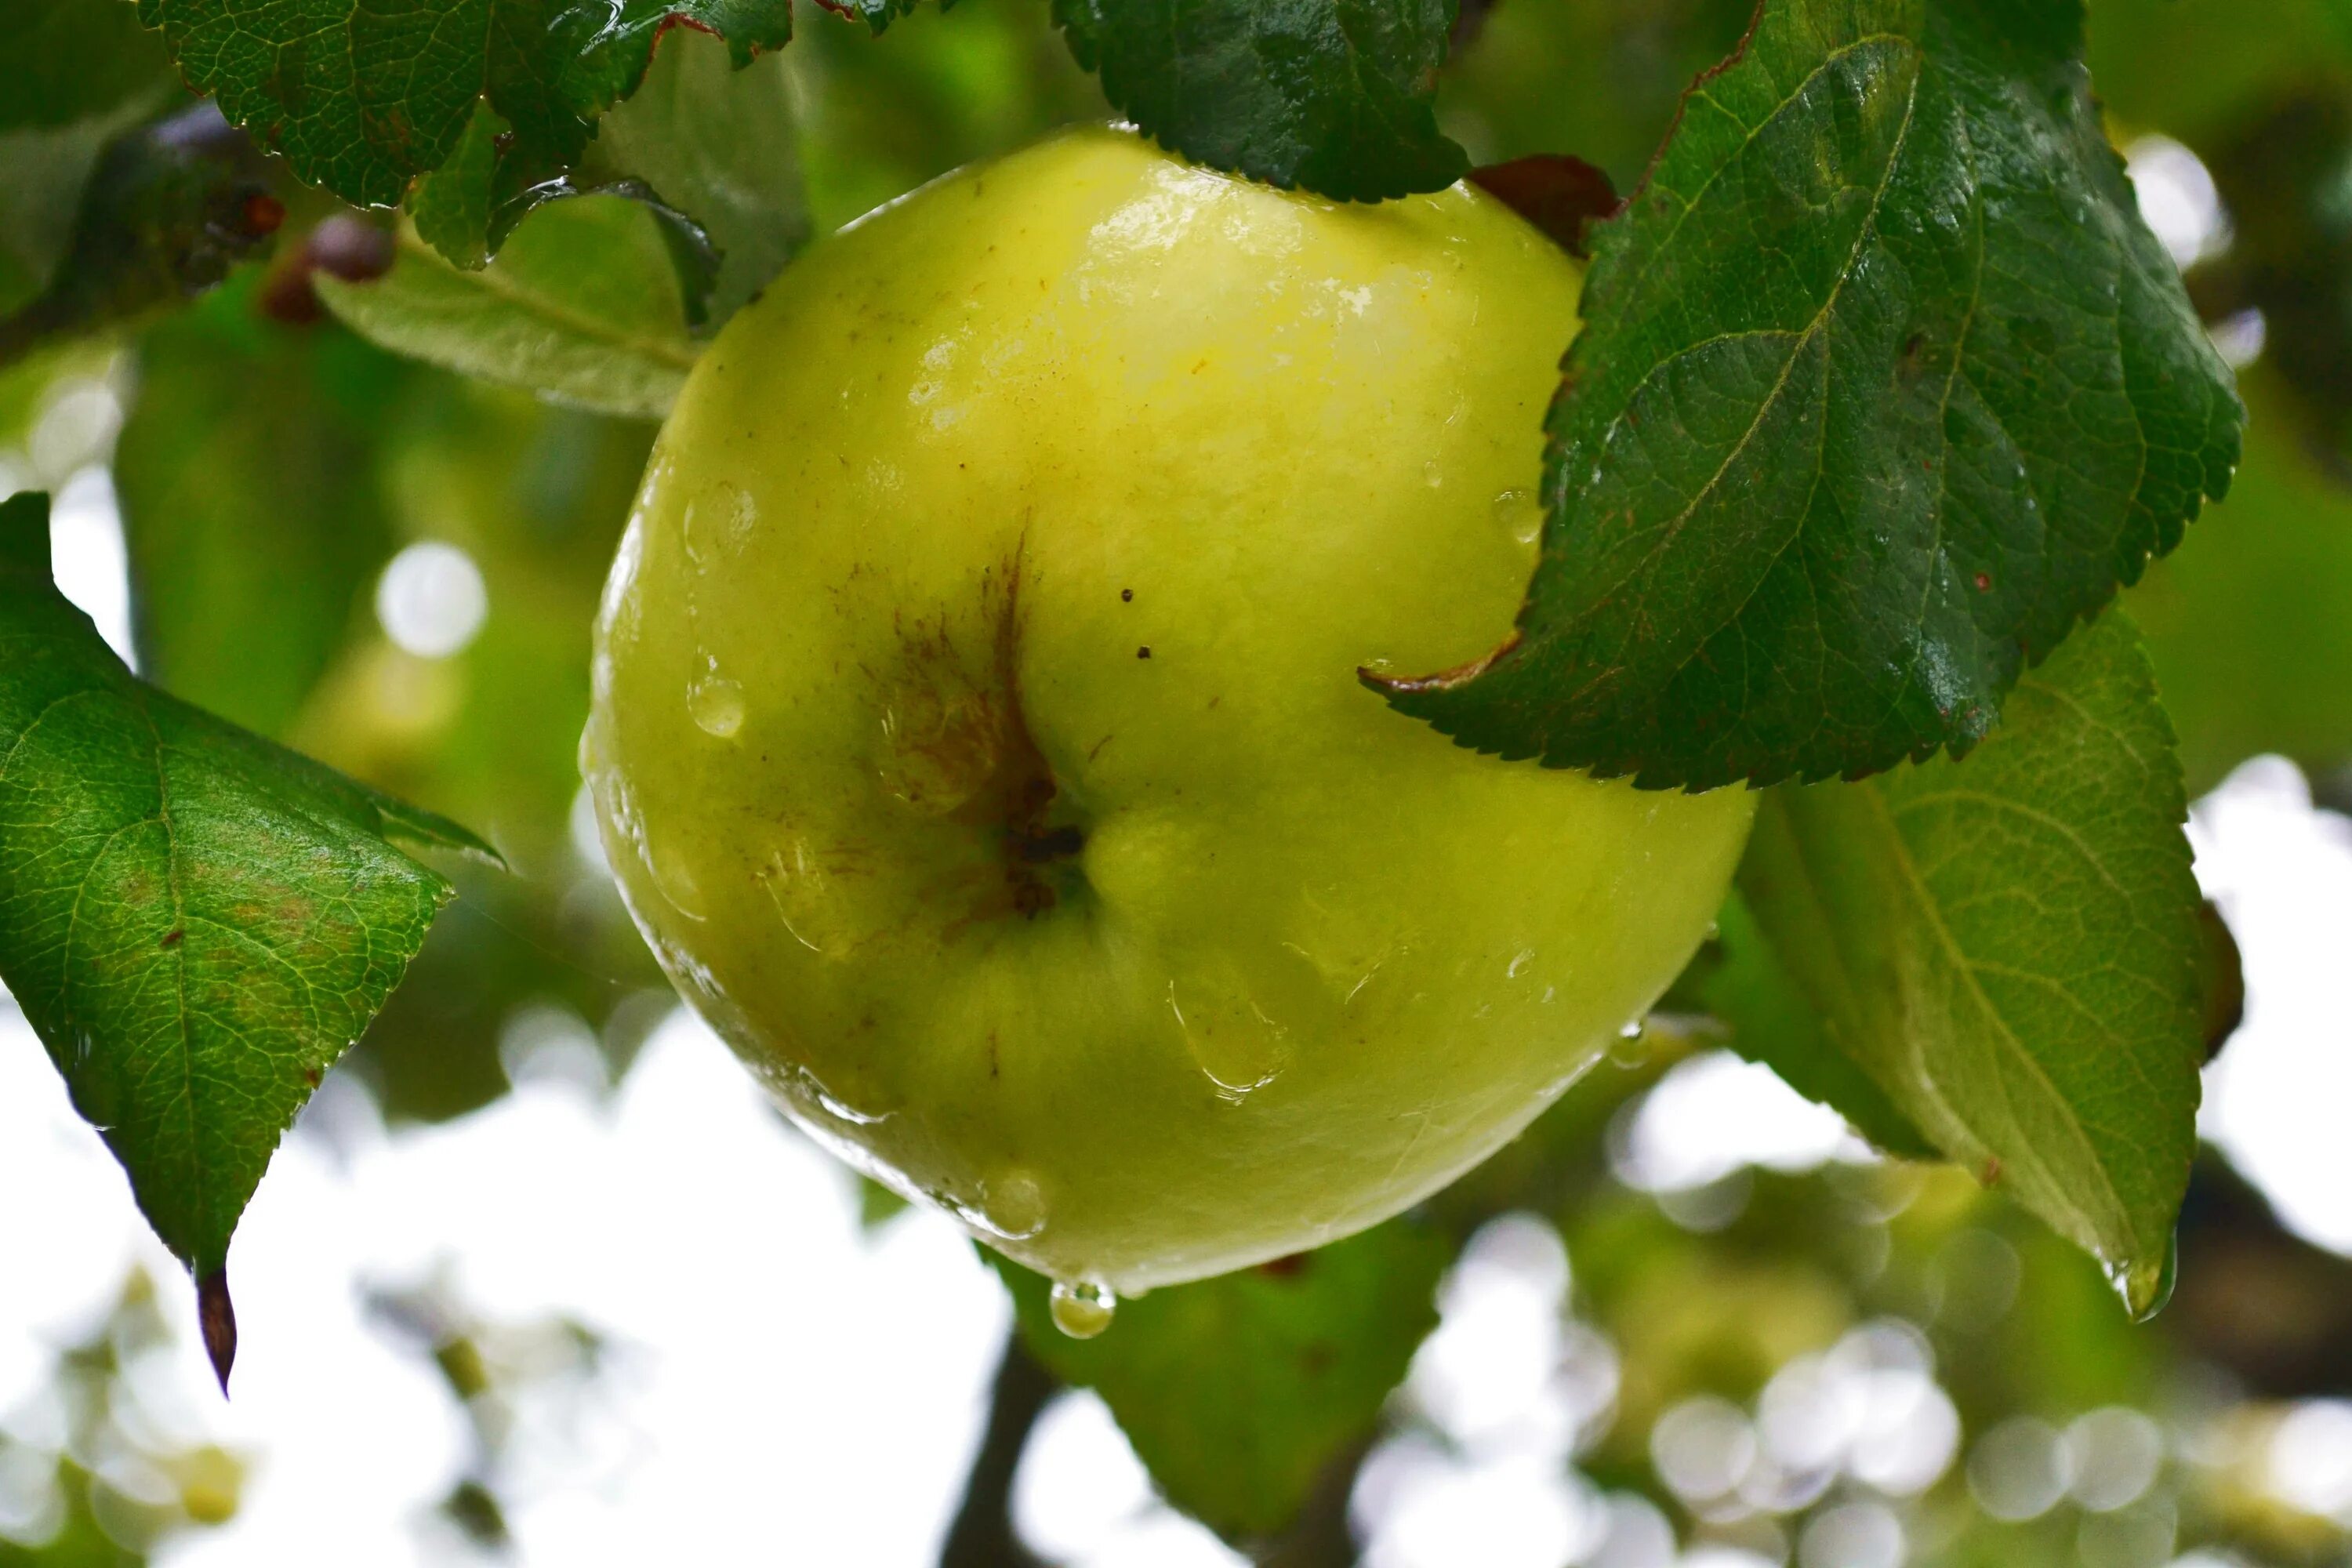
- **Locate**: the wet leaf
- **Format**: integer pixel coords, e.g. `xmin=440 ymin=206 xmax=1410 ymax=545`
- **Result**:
xmin=0 ymin=491 xmax=490 ymax=1284
xmin=1054 ymin=0 xmax=1468 ymax=201
xmin=132 ymin=0 xmax=793 ymax=223
xmin=1733 ymin=608 xmax=2204 ymax=1316
xmin=315 ymin=198 xmax=697 ymax=419
xmin=1380 ymin=0 xmax=2241 ymax=789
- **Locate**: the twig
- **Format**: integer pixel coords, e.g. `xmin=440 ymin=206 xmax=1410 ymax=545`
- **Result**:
xmin=938 ymin=1330 xmax=1059 ymax=1568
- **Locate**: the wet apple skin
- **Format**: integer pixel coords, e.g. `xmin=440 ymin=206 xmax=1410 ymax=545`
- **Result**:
xmin=586 ymin=125 xmax=1755 ymax=1294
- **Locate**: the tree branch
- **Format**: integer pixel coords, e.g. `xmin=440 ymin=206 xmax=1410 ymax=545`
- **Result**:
xmin=938 ymin=1330 xmax=1058 ymax=1568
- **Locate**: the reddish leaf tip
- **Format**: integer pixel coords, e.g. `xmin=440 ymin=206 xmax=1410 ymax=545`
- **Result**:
xmin=198 ymin=1269 xmax=237 ymax=1396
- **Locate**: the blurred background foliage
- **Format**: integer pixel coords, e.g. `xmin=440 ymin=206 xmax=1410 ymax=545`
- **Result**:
xmin=4 ymin=0 xmax=2352 ymax=1564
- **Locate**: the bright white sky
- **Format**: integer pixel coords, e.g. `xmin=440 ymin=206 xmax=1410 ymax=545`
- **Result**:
xmin=0 ymin=1004 xmax=1013 ymax=1566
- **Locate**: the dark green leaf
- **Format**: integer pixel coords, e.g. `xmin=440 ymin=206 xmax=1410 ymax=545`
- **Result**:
xmin=133 ymin=0 xmax=793 ymax=216
xmin=1054 ymin=0 xmax=1468 ymax=201
xmin=1379 ymin=0 xmax=2242 ymax=789
xmin=994 ymin=1222 xmax=1446 ymax=1538
xmin=314 ymin=197 xmax=698 ymax=418
xmin=1733 ymin=608 xmax=2203 ymax=1317
xmin=1705 ymin=891 xmax=1936 ymax=1159
xmin=0 ymin=491 xmax=489 ymax=1276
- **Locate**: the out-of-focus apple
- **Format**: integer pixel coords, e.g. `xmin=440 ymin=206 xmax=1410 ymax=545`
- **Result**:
xmin=585 ymin=125 xmax=1753 ymax=1332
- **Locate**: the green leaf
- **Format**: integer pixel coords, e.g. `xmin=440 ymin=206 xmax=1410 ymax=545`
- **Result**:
xmin=993 ymin=1223 xmax=1446 ymax=1539
xmin=1378 ymin=0 xmax=2242 ymax=789
xmin=412 ymin=95 xmax=714 ymax=295
xmin=584 ymin=28 xmax=809 ymax=326
xmin=1732 ymin=608 xmax=2203 ymax=1317
xmin=408 ymin=104 xmax=503 ymax=274
xmin=396 ymin=31 xmax=808 ymax=318
xmin=856 ymin=1174 xmax=910 ymax=1229
xmin=133 ymin=0 xmax=793 ymax=215
xmin=1704 ymin=891 xmax=1936 ymax=1160
xmin=314 ymin=197 xmax=698 ymax=419
xmin=0 ymin=491 xmax=492 ymax=1286
xmin=1054 ymin=0 xmax=1468 ymax=201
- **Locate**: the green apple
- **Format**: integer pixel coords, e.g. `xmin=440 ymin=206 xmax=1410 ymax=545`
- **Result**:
xmin=585 ymin=124 xmax=1754 ymax=1325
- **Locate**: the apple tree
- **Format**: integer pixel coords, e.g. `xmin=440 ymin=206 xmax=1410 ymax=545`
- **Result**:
xmin=3 ymin=0 xmax=2350 ymax=1563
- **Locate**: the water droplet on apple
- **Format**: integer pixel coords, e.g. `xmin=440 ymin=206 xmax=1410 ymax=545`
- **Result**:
xmin=811 ymin=1083 xmax=887 ymax=1127
xmin=646 ymin=832 xmax=709 ymax=921
xmin=874 ymin=689 xmax=999 ymax=817
xmin=977 ymin=1171 xmax=1047 ymax=1240
xmin=1049 ymin=1279 xmax=1116 ymax=1339
xmin=1423 ymin=461 xmax=1444 ymax=488
xmin=1608 ymin=1022 xmax=1650 ymax=1068
xmin=689 ymin=675 xmax=746 ymax=738
xmin=1171 ymin=981 xmax=1290 ymax=1101
xmin=761 ymin=1058 xmax=891 ymax=1127
xmin=1491 ymin=487 xmax=1542 ymax=546
xmin=683 ymin=481 xmax=757 ymax=566
xmin=1507 ymin=947 xmax=1535 ymax=979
